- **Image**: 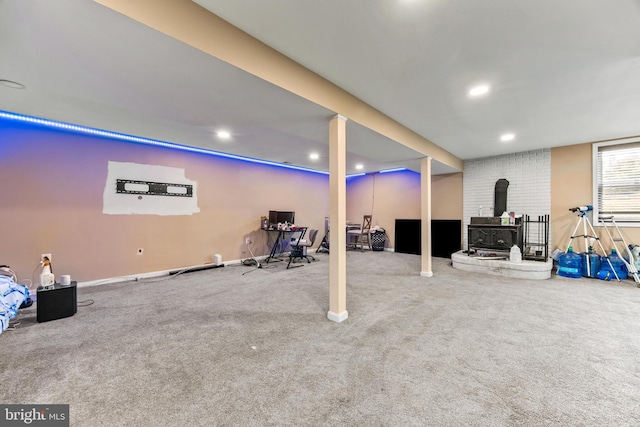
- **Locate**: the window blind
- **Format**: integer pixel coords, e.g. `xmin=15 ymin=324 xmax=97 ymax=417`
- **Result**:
xmin=596 ymin=141 xmax=640 ymax=223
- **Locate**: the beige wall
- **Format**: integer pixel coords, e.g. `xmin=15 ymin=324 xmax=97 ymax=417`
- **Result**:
xmin=0 ymin=122 xmax=328 ymax=282
xmin=0 ymin=121 xmax=463 ymax=284
xmin=431 ymin=173 xmax=464 ymax=220
xmin=551 ymin=143 xmax=640 ymax=252
xmin=346 ymin=171 xmax=463 ymax=248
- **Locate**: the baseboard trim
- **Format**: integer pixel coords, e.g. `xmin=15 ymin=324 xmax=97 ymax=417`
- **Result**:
xmin=77 ymin=256 xmax=252 ymax=288
xmin=327 ymin=310 xmax=349 ymax=323
xmin=75 ymin=248 xmax=387 ymax=288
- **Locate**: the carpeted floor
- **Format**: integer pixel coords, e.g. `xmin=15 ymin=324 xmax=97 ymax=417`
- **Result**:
xmin=2 ymin=251 xmax=640 ymax=426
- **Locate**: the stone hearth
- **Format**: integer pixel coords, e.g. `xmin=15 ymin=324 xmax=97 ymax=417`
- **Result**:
xmin=451 ymin=250 xmax=553 ymax=280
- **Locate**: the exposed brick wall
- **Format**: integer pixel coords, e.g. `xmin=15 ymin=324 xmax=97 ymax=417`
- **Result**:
xmin=463 ymin=149 xmax=551 ymax=250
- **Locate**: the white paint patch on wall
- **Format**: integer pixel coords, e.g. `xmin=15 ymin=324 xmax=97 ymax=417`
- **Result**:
xmin=103 ymin=161 xmax=199 ymax=215
xmin=463 ymin=149 xmax=551 ymax=249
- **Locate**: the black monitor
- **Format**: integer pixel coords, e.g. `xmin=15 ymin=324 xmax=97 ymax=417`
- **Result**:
xmin=276 ymin=211 xmax=295 ymax=224
xmin=268 ymin=210 xmax=278 ymax=226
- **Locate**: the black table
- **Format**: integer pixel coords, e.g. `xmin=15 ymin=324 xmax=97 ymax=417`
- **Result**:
xmin=264 ymin=227 xmax=307 ymax=263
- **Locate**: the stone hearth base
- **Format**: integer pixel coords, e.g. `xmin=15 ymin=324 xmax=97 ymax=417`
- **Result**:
xmin=451 ymin=250 xmax=553 ymax=280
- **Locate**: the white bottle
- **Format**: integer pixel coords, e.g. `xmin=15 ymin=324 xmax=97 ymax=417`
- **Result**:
xmin=510 ymin=245 xmax=522 ymax=263
xmin=501 ymin=211 xmax=510 ymax=225
xmin=40 ymin=261 xmax=55 ymax=287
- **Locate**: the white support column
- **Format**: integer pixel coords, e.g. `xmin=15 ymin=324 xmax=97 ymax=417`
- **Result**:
xmin=328 ymin=114 xmax=348 ymax=323
xmin=420 ymin=157 xmax=433 ymax=277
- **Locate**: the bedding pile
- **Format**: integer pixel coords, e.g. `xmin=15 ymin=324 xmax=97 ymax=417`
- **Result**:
xmin=0 ymin=275 xmax=30 ymax=334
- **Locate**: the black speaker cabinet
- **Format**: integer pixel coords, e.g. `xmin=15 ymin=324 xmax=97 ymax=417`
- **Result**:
xmin=37 ymin=281 xmax=77 ymax=322
xmin=395 ymin=219 xmax=462 ymax=258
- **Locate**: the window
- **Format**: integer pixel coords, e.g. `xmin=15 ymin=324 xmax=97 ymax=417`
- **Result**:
xmin=593 ymin=139 xmax=640 ymax=225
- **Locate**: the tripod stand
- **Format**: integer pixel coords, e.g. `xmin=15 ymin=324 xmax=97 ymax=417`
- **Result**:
xmin=566 ymin=206 xmax=619 ymax=280
xmin=599 ymin=214 xmax=640 ymax=285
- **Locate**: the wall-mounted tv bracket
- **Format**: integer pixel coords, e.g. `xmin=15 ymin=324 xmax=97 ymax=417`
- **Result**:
xmin=116 ymin=179 xmax=193 ymax=197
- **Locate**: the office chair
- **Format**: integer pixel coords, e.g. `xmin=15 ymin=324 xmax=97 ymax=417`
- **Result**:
xmin=300 ymin=228 xmax=318 ymax=261
xmin=317 ymin=217 xmax=329 ymax=253
xmin=347 ymin=215 xmax=372 ymax=252
xmin=287 ymin=228 xmax=318 ymax=268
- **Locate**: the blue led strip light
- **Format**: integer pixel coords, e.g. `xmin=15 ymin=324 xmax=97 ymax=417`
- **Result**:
xmin=0 ymin=110 xmax=328 ymax=175
xmin=346 ymin=172 xmax=366 ymax=178
xmin=378 ymin=167 xmax=408 ymax=174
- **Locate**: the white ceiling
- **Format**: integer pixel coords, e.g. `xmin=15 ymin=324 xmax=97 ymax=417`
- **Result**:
xmin=196 ymin=0 xmax=640 ymax=158
xmin=2 ymin=0 xmax=640 ymax=175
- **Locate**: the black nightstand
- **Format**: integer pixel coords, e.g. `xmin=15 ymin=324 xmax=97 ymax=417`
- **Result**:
xmin=37 ymin=281 xmax=77 ymax=322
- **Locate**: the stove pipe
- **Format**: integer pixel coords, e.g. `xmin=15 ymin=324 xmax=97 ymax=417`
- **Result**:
xmin=494 ymin=179 xmax=509 ymax=216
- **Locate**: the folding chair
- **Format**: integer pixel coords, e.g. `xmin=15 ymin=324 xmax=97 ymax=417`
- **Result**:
xmin=347 ymin=215 xmax=372 ymax=251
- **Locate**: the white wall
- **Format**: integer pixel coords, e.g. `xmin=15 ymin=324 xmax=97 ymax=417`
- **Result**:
xmin=463 ymin=149 xmax=551 ymax=250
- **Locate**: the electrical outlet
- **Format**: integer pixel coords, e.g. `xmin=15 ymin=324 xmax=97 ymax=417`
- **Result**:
xmin=245 ymin=237 xmax=251 ymax=245
xmin=41 ymin=253 xmax=52 ymax=263
xmin=137 ymin=248 xmax=144 ymax=255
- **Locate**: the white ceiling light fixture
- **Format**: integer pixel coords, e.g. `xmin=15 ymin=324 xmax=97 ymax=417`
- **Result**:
xmin=468 ymin=84 xmax=489 ymax=97
xmin=500 ymin=133 xmax=515 ymax=142
xmin=355 ymin=164 xmax=364 ymax=170
xmin=309 ymin=152 xmax=319 ymax=160
xmin=216 ymin=130 xmax=231 ymax=140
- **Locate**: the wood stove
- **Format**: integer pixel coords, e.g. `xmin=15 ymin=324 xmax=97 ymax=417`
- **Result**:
xmin=467 ymin=217 xmax=523 ymax=254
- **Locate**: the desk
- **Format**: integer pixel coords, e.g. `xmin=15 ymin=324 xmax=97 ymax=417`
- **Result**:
xmin=286 ymin=227 xmax=310 ymax=268
xmin=264 ymin=227 xmax=307 ymax=263
xmin=317 ymin=222 xmax=361 ymax=253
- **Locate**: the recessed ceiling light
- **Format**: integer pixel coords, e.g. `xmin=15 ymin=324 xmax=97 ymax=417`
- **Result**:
xmin=355 ymin=164 xmax=364 ymax=170
xmin=0 ymin=79 xmax=26 ymax=89
xmin=468 ymin=85 xmax=489 ymax=97
xmin=309 ymin=153 xmax=319 ymax=160
xmin=216 ymin=130 xmax=231 ymax=139
xmin=500 ymin=133 xmax=515 ymax=142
